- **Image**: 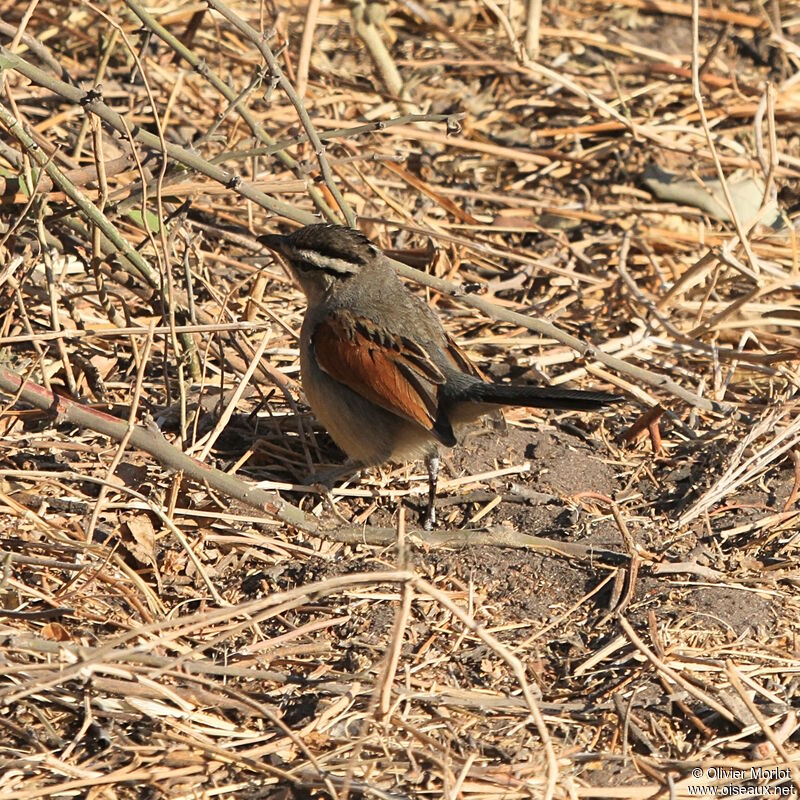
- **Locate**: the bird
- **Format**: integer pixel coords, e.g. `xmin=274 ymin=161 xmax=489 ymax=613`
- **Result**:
xmin=259 ymin=223 xmax=622 ymax=529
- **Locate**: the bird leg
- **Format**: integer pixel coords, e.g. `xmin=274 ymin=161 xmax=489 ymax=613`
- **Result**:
xmin=423 ymin=451 xmax=440 ymax=530
xmin=302 ymin=461 xmax=361 ymax=526
xmin=305 ymin=460 xmax=361 ymax=487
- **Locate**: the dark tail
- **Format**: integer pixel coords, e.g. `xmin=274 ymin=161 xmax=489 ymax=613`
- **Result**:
xmin=467 ymin=382 xmax=623 ymax=411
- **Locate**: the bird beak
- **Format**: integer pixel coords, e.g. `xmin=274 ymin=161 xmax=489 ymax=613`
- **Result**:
xmin=257 ymin=233 xmax=288 ymax=254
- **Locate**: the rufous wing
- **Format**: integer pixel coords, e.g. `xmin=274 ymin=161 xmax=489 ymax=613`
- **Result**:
xmin=443 ymin=333 xmax=485 ymax=381
xmin=311 ymin=310 xmax=456 ymax=446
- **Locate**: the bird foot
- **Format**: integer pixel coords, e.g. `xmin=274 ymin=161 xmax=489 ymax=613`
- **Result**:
xmin=422 ymin=451 xmax=440 ymax=530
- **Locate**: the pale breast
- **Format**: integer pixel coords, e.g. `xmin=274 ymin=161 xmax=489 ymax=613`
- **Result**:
xmin=299 ymin=330 xmax=439 ymax=465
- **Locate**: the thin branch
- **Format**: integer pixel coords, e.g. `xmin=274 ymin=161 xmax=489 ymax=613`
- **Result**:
xmin=206 ymin=0 xmax=356 ymax=227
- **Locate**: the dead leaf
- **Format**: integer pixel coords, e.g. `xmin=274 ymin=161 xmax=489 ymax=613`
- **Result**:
xmin=121 ymin=514 xmax=157 ymax=565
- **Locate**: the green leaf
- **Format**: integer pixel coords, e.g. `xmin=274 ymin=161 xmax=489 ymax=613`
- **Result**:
xmin=125 ymin=208 xmax=161 ymax=233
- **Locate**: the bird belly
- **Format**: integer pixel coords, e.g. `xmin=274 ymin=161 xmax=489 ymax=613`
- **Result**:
xmin=301 ymin=344 xmax=436 ymax=465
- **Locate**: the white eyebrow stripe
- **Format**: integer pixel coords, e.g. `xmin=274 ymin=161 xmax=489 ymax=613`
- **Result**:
xmin=295 ymin=248 xmax=361 ymax=274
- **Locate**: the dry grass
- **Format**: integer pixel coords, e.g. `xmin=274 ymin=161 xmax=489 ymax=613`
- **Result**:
xmin=1 ymin=1 xmax=799 ymax=798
